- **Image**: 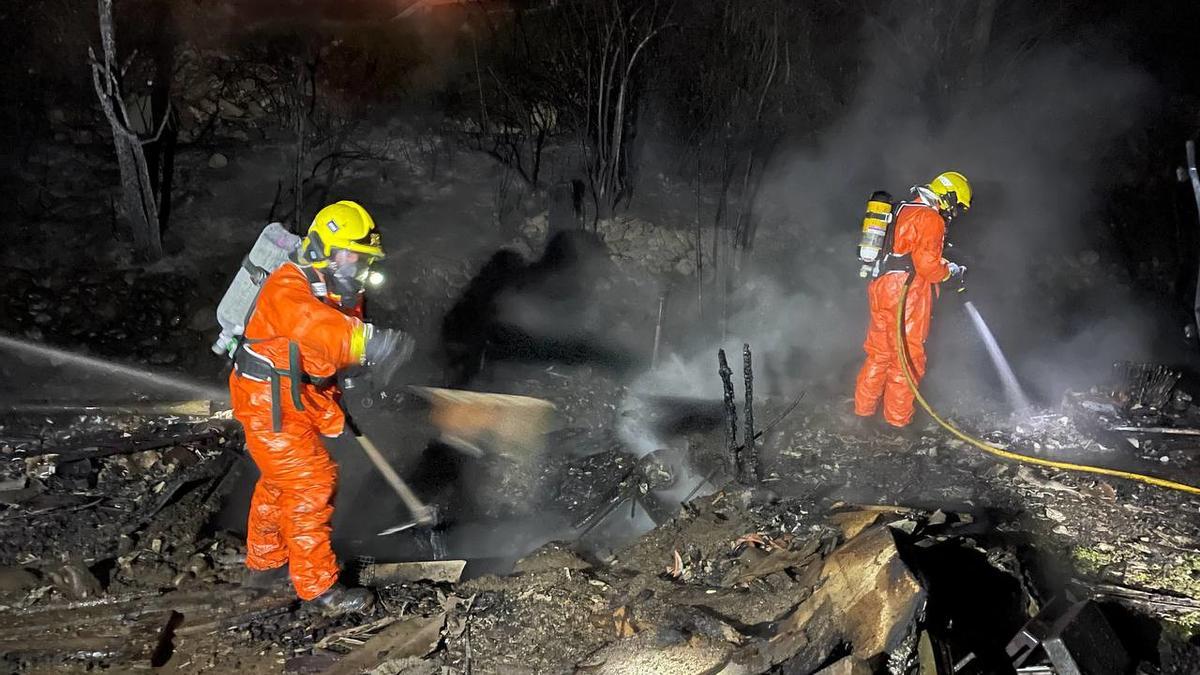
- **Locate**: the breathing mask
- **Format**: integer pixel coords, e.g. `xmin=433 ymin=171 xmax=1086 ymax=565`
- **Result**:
xmin=326 ymin=248 xmax=383 ymax=309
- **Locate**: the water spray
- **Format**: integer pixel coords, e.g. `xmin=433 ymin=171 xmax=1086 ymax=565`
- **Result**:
xmin=0 ymin=333 xmax=227 ymax=401
xmin=963 ymin=301 xmax=1032 ymax=413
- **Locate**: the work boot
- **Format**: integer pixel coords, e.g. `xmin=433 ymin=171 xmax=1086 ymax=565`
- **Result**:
xmin=243 ymin=565 xmax=289 ymax=590
xmin=883 ymin=422 xmax=928 ymax=446
xmin=847 ymin=414 xmax=882 ymax=437
xmin=309 ymin=583 xmax=375 ymax=616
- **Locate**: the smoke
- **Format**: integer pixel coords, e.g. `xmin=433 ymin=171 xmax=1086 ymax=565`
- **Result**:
xmin=623 ymin=10 xmax=1157 ymax=449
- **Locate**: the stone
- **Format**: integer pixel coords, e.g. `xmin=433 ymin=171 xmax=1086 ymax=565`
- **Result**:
xmin=208 ymin=153 xmax=229 ymax=169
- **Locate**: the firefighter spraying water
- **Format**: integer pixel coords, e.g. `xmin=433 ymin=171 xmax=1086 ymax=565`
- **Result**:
xmin=851 ymin=176 xmax=1200 ymax=496
xmin=853 ymin=171 xmax=971 ymax=430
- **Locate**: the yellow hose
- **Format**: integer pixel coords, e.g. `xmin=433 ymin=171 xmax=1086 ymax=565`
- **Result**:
xmin=895 ymin=274 xmax=1200 ymax=496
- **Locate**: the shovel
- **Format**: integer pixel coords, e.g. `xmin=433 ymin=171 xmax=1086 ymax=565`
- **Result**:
xmin=342 ymin=412 xmax=435 ymax=528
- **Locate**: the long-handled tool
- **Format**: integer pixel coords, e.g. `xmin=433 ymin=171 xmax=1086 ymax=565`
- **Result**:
xmin=353 ymin=431 xmax=435 ymax=526
xmin=341 ymin=411 xmax=435 ymax=529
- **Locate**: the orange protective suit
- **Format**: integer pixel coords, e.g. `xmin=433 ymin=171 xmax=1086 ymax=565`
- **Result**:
xmin=854 ymin=202 xmax=950 ymax=427
xmin=229 ymin=263 xmax=365 ymax=600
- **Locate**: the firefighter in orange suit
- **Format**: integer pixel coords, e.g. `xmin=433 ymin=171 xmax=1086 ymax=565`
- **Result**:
xmin=854 ymin=172 xmax=971 ymax=428
xmin=229 ymin=201 xmax=412 ymax=614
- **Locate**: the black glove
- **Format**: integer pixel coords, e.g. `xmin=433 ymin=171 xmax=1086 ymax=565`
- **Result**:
xmin=365 ymin=326 xmax=397 ymax=365
xmin=362 ymin=324 xmax=415 ymax=381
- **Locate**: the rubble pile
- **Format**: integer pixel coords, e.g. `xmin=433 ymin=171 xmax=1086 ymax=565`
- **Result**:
xmin=0 ymin=414 xmax=239 ymax=573
xmin=770 ymin=395 xmax=1200 ymax=643
xmin=432 ymin=491 xmax=1194 ymax=674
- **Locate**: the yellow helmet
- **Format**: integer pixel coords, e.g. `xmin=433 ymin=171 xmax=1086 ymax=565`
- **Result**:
xmin=927 ymin=171 xmax=972 ymax=214
xmin=301 ymin=201 xmax=385 ymax=266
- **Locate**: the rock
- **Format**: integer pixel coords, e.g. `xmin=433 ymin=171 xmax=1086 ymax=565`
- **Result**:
xmin=674 ymin=258 xmax=696 ymax=276
xmin=208 ymin=153 xmax=229 ymax=169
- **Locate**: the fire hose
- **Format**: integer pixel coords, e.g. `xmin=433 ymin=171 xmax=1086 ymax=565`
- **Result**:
xmin=895 ymin=273 xmax=1200 ymax=496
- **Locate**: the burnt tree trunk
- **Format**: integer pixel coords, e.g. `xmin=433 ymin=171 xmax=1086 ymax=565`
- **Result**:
xmin=742 ymin=343 xmax=757 ymax=482
xmin=718 ymin=348 xmax=740 ymax=481
xmin=90 ymin=0 xmax=163 ymax=261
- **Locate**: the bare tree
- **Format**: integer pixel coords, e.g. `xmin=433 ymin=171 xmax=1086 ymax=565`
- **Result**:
xmin=660 ymin=1 xmax=795 ymax=326
xmin=558 ymin=0 xmax=673 ymax=221
xmin=89 ymin=0 xmax=170 ymax=260
xmin=452 ymin=9 xmax=563 ymax=191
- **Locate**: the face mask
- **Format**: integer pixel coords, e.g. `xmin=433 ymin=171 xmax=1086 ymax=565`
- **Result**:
xmin=326 ymin=249 xmax=378 ymax=309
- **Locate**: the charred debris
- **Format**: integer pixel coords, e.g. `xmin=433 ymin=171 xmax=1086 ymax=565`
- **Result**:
xmin=1 ymin=357 xmax=1199 ymax=673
